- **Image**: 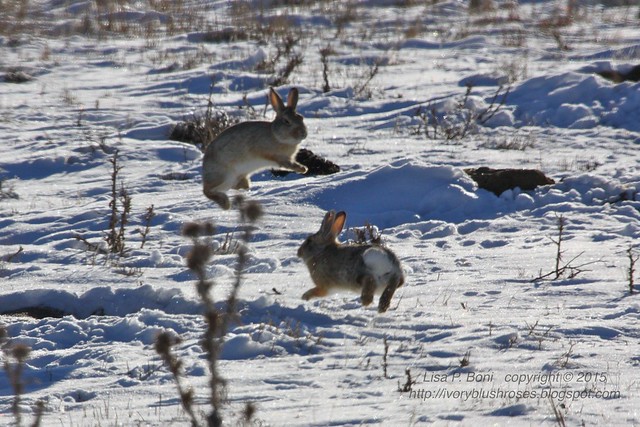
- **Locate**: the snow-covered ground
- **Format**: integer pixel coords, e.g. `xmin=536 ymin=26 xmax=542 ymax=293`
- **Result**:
xmin=1 ymin=1 xmax=640 ymax=425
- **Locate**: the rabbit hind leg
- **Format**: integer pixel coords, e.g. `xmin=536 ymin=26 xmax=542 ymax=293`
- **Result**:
xmin=203 ymin=167 xmax=238 ymax=209
xmin=203 ymin=180 xmax=231 ymax=210
xmin=233 ymin=176 xmax=250 ymax=190
xmin=360 ymin=276 xmax=376 ymax=306
xmin=377 ymin=276 xmax=402 ymax=313
xmin=206 ymin=191 xmax=230 ymax=210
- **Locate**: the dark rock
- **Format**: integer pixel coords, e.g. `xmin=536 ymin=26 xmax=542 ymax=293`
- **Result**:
xmin=272 ymin=148 xmax=340 ymax=177
xmin=3 ymin=70 xmax=33 ymax=83
xmin=465 ymin=167 xmax=555 ymax=196
xmin=596 ymin=65 xmax=640 ymax=83
xmin=1 ymin=306 xmax=65 ymax=319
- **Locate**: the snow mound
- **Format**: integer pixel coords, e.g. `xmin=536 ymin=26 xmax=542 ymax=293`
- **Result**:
xmin=300 ymin=161 xmax=516 ymax=228
xmin=279 ymin=161 xmax=640 ymax=239
xmin=0 ymin=285 xmax=202 ymax=318
xmin=508 ymin=71 xmax=640 ymax=131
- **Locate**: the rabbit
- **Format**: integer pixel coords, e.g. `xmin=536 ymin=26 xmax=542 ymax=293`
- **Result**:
xmin=297 ymin=210 xmax=405 ymax=313
xmin=202 ymin=87 xmax=308 ymax=209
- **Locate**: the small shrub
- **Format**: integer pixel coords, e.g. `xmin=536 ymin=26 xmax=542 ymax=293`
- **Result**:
xmin=626 ymin=246 xmax=638 ymax=295
xmin=479 ymin=132 xmax=535 ymax=151
xmin=3 ymin=70 xmax=33 ymax=83
xmin=200 ymin=27 xmax=249 ymax=43
xmin=459 ymin=350 xmax=471 ymax=367
xmin=501 ymin=28 xmax=526 ymax=47
xmin=75 ymin=151 xmax=155 ymax=262
xmin=255 ymin=29 xmax=305 ymax=87
xmin=138 ymin=205 xmax=155 ymax=249
xmin=170 ymin=87 xmax=240 ymax=151
xmin=353 ymin=60 xmax=382 ymax=100
xmin=412 ymin=85 xmax=510 ymax=141
xmin=382 ymin=336 xmax=389 ymax=379
xmin=351 ymin=223 xmax=382 ymax=245
xmin=160 ymin=172 xmax=190 ymax=181
xmin=105 ymin=151 xmax=131 ymax=256
xmin=468 ymin=0 xmax=495 ymax=13
xmin=397 ymin=368 xmax=416 ymax=393
xmin=0 ymin=179 xmax=19 ymax=200
xmin=319 ymin=45 xmax=334 ymax=93
xmin=532 ymin=214 xmax=600 ymax=282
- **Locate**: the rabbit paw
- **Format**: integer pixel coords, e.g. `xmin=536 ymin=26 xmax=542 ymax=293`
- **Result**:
xmin=302 ymin=287 xmax=327 ymax=300
xmin=208 ymin=192 xmax=231 ymax=210
xmin=294 ymin=164 xmax=308 ymax=174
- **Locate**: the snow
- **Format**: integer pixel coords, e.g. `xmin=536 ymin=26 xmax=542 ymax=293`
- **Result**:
xmin=1 ymin=1 xmax=640 ymax=426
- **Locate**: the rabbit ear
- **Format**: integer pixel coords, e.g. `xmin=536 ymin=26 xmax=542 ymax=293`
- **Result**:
xmin=319 ymin=210 xmax=335 ymax=237
xmin=269 ymin=87 xmax=285 ymax=115
xmin=287 ymin=88 xmax=299 ymax=110
xmin=330 ymin=211 xmax=347 ymax=238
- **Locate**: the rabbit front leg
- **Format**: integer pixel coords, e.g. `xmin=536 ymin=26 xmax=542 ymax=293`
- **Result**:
xmin=266 ymin=154 xmax=308 ymax=174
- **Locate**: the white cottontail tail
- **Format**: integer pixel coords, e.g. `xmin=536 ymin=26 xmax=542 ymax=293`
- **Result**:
xmin=202 ymin=87 xmax=308 ymax=209
xmin=298 ymin=211 xmax=405 ymax=313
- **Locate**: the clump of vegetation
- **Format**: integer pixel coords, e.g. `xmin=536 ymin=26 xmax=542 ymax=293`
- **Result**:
xmin=319 ymin=45 xmax=336 ymax=93
xmin=255 ymin=28 xmax=305 ymax=87
xmin=353 ymin=59 xmax=383 ymax=100
xmin=170 ymin=87 xmax=241 ymax=151
xmin=3 ymin=70 xmax=33 ymax=84
xmin=524 ymin=320 xmax=555 ymax=351
xmin=468 ymin=0 xmax=495 ymax=13
xmin=397 ymin=368 xmax=416 ymax=393
xmin=199 ymin=27 xmax=249 ymax=44
xmin=1 ymin=246 xmax=24 ymax=277
xmin=382 ymin=336 xmax=390 ymax=379
xmin=74 ymin=150 xmax=155 ymax=264
xmin=156 ymin=196 xmax=262 ymax=427
xmin=478 ymin=130 xmax=536 ymax=151
xmin=459 ymin=350 xmax=471 ymax=367
xmin=412 ymin=84 xmax=510 ymax=141
xmin=351 ymin=223 xmax=382 ymax=245
xmin=138 ymin=204 xmax=156 ymax=249
xmin=105 ymin=150 xmax=131 ymax=256
xmin=0 ymin=178 xmax=19 ymax=200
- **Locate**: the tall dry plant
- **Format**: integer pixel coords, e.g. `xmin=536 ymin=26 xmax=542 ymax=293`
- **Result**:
xmin=156 ymin=196 xmax=262 ymax=427
xmin=0 ymin=326 xmax=45 ymax=427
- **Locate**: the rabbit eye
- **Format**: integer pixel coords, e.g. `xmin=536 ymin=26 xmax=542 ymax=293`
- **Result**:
xmin=283 ymin=118 xmax=291 ymax=125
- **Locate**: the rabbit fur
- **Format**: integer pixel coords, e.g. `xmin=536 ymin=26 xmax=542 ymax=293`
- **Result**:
xmin=298 ymin=210 xmax=404 ymax=313
xmin=202 ymin=87 xmax=308 ymax=209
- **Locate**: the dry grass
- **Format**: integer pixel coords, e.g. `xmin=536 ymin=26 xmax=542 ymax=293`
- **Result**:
xmin=0 ymin=0 xmax=210 ymax=38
